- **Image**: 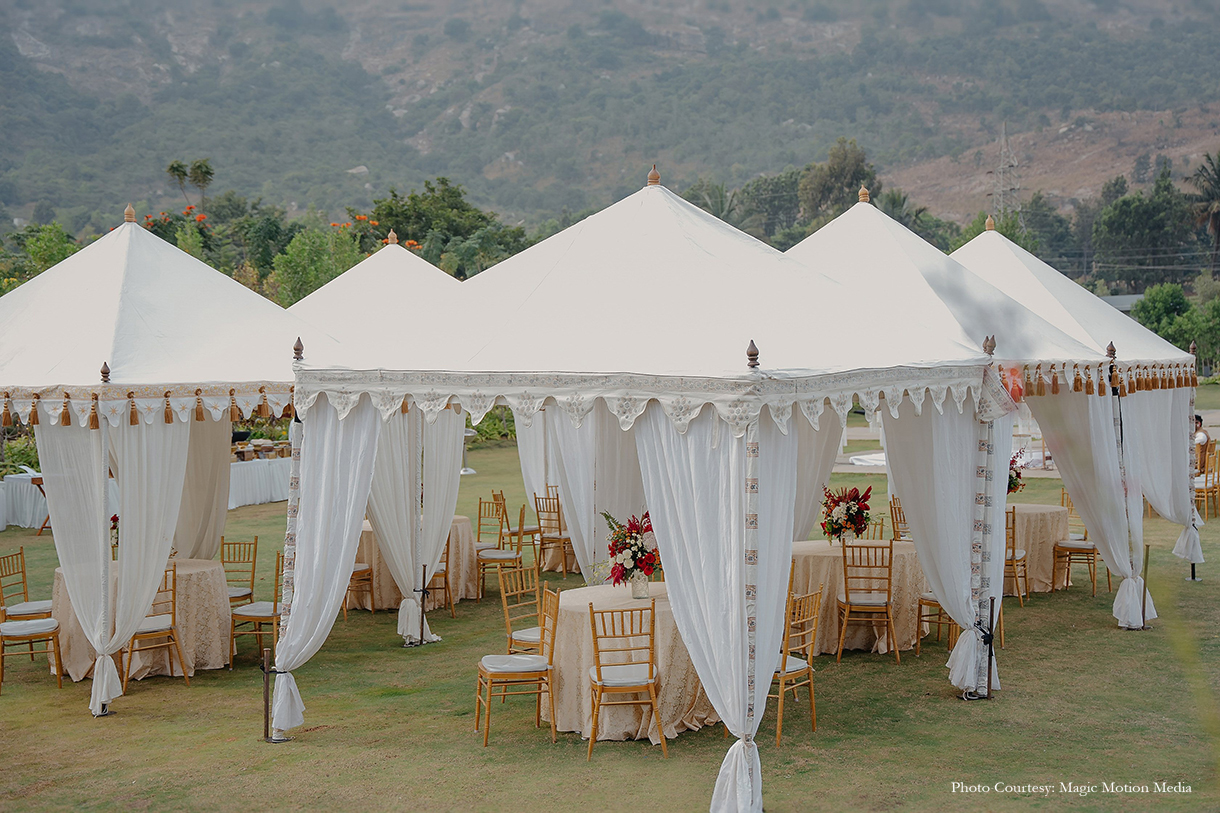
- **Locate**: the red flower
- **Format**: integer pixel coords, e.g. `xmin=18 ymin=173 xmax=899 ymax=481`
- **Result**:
xmin=195 ymin=213 xmax=207 ymax=222
xmin=370 ymin=220 xmax=379 ymax=226
xmin=355 ymin=214 xmax=368 ymax=221
xmin=330 ymin=222 xmax=340 ymax=227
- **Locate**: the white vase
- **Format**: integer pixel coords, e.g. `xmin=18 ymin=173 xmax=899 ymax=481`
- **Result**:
xmin=630 ymin=570 xmax=650 ymax=599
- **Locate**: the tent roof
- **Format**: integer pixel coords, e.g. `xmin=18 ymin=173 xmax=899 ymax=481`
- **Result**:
xmin=289 ymin=243 xmax=461 ymax=347
xmin=0 ymin=221 xmax=336 ymax=420
xmin=785 ymin=202 xmax=1102 ymax=368
xmin=298 ymin=185 xmax=992 ymax=432
xmin=951 ymin=230 xmax=1191 ymax=365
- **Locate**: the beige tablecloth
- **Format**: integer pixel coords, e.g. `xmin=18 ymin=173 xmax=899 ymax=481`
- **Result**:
xmin=51 ymin=559 xmax=231 ymax=680
xmin=540 ymin=540 xmax=580 ymax=574
xmin=1008 ymin=504 xmax=1070 ymax=594
xmin=546 ymin=583 xmax=718 ymax=743
xmin=790 ymin=539 xmax=927 ymax=655
xmin=346 ymin=516 xmax=476 ymax=612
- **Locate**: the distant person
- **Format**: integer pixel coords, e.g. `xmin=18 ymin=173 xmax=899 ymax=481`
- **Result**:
xmin=1196 ymin=415 xmax=1211 ymax=474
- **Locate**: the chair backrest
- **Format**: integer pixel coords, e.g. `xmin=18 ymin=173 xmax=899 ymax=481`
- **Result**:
xmin=514 ymin=504 xmax=535 ymax=559
xmin=1208 ymin=447 xmax=1220 ymax=488
xmin=1005 ymin=506 xmax=1017 ymax=557
xmin=221 ymin=536 xmax=259 ymax=590
xmin=499 ymin=561 xmax=542 ymax=637
xmin=840 ymin=540 xmax=894 ymax=603
xmin=478 ymin=498 xmax=503 ymax=547
xmin=864 ymin=517 xmax=887 ymax=540
xmin=589 ymin=599 xmax=656 ymax=684
xmin=782 ymin=582 xmax=823 ymax=662
xmin=1061 ymin=488 xmax=1088 ymax=540
xmin=889 ymin=496 xmax=910 ymax=541
xmin=0 ymin=548 xmax=29 ymax=608
xmin=546 ymin=483 xmax=560 ymax=499
xmin=149 ymin=563 xmax=178 ymax=626
xmin=535 ymin=494 xmax=563 ymax=538
xmin=272 ymin=550 xmax=284 ymax=612
xmin=540 ymin=586 xmax=561 ymax=664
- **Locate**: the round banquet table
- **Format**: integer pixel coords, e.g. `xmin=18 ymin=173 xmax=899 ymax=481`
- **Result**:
xmin=545 ymin=582 xmax=718 ymax=743
xmin=790 ymin=539 xmax=927 ymax=655
xmin=346 ymin=516 xmax=476 ymax=612
xmin=50 ymin=559 xmax=231 ymax=681
xmin=1007 ymin=504 xmax=1070 ymax=594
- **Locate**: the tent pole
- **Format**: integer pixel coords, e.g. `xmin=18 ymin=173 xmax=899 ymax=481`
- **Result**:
xmin=262 ymin=647 xmax=271 ymax=741
xmin=1140 ymin=544 xmax=1151 ymax=630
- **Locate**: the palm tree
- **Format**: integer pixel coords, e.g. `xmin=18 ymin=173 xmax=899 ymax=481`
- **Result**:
xmin=877 ymin=188 xmax=928 ymax=229
xmin=166 ymin=160 xmax=190 ymax=206
xmin=188 ymin=159 xmax=215 ymax=214
xmin=1189 ymin=152 xmax=1220 ymax=277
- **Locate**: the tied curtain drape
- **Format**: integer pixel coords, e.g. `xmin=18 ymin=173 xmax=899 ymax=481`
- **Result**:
xmin=173 ymin=416 xmax=231 ymax=560
xmin=1027 ymin=392 xmax=1156 ymax=628
xmin=1126 ymin=389 xmax=1203 ymax=564
xmin=634 ymin=404 xmax=797 ymax=813
xmin=36 ymin=415 xmax=190 ymax=714
xmin=365 ymin=407 xmax=464 ymax=645
xmin=273 ymin=394 xmax=381 ymax=733
xmin=793 ymin=416 xmax=844 ymax=541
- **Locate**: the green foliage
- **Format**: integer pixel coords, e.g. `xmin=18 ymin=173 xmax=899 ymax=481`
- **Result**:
xmin=682 ymin=179 xmax=754 ymax=231
xmin=22 ymin=222 xmax=78 ymax=275
xmin=466 ymin=406 xmax=516 ymax=448
xmin=269 ymin=226 xmax=365 ymax=306
xmin=175 ymin=224 xmax=205 ymax=260
xmin=1188 ymin=152 xmax=1220 ymax=275
xmin=1020 ymin=192 xmax=1074 ymax=267
xmin=952 ymin=210 xmax=1038 ymax=253
xmin=738 ymin=169 xmax=802 ymax=238
xmin=1093 ymin=169 xmax=1197 ymax=290
xmin=0 ymin=434 xmax=39 ymax=477
xmin=798 ymin=138 xmax=880 ymax=228
xmin=1132 ymin=283 xmax=1191 ymax=335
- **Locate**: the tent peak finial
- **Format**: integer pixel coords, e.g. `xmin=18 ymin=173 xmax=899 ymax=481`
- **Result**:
xmin=858 ymin=185 xmax=870 ymax=203
xmin=746 ymin=339 xmax=759 ymax=369
xmin=1106 ymin=341 xmax=1116 ymax=360
xmin=100 ymin=362 xmax=110 ymax=383
xmin=123 ymin=203 xmax=136 ymax=223
xmin=647 ymin=164 xmax=660 ymax=186
xmin=982 ymin=335 xmax=996 ymax=356
xmin=386 ymin=229 xmax=398 ymax=244
xmin=985 ymin=214 xmax=995 ymax=231
xmin=1190 ymin=340 xmax=1198 ymax=356
xmin=293 ymin=337 xmax=304 ymax=361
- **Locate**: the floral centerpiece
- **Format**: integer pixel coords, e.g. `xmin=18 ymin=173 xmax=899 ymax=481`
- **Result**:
xmin=602 ymin=511 xmax=659 ymax=599
xmin=1008 ymin=450 xmax=1026 ymax=495
xmin=110 ymin=514 xmax=119 ymax=553
xmin=821 ymin=486 xmax=871 ymax=543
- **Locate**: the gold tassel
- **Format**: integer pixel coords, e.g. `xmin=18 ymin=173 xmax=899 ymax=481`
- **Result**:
xmin=1023 ymin=365 xmax=1033 ymax=394
xmin=128 ymin=392 xmax=138 ymax=426
xmin=1132 ymin=367 xmax=1141 ymax=392
xmin=1191 ymin=364 xmax=1199 ymax=387
xmin=1177 ymin=364 xmax=1185 ymax=388
xmin=164 ymin=391 xmax=174 ymax=424
xmin=60 ymin=393 xmax=72 ymax=427
xmin=1148 ymin=365 xmax=1158 ymax=390
xmin=1035 ymin=364 xmax=1046 ymax=396
xmin=282 ymin=386 xmax=295 ymax=420
xmin=256 ymin=386 xmax=271 ymax=418
xmin=1 ymin=393 xmax=11 ymax=428
xmin=1072 ymin=365 xmax=1083 ymax=393
xmin=1051 ymin=364 xmax=1060 ymax=395
xmin=1085 ymin=367 xmax=1095 ymax=395
xmin=1098 ymin=363 xmax=1108 ymax=397
xmin=229 ymin=388 xmax=241 ymax=422
xmin=194 ymin=389 xmax=205 ymax=422
xmin=401 ymin=396 xmax=409 ymax=414
xmin=29 ymin=394 xmax=39 ymax=426
xmin=89 ymin=394 xmax=100 ymax=430
xmin=1117 ymin=369 xmax=1127 ymax=397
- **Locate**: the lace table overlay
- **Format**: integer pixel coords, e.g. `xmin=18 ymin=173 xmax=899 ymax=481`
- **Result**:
xmin=346 ymin=516 xmax=477 ymax=611
xmin=1007 ymin=504 xmax=1071 ymax=593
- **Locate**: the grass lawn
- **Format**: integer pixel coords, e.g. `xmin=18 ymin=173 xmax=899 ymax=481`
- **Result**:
xmin=1196 ymin=383 xmax=1220 ymax=412
xmin=1 ymin=445 xmax=1217 ymax=811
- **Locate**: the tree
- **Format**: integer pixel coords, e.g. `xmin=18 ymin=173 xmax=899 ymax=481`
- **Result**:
xmin=176 ymin=224 xmax=206 ymax=261
xmin=1189 ymin=151 xmax=1220 ymax=276
xmin=23 ymin=222 xmax=78 ymax=274
xmin=951 ymin=210 xmax=1039 ymax=253
xmin=1021 ymin=192 xmax=1074 ymax=267
xmin=269 ymin=226 xmax=364 ymax=306
xmin=1133 ymin=152 xmax=1151 ymax=184
xmin=739 ymin=169 xmax=802 ymax=238
xmin=682 ymin=179 xmax=754 ymax=230
xmin=30 ymin=201 xmax=55 ymax=225
xmin=877 ymin=189 xmax=928 ymax=229
xmin=188 ymin=159 xmax=215 ymax=213
xmin=1092 ymin=169 xmax=1195 ymax=291
xmin=1131 ymin=282 xmax=1191 ymax=335
xmin=797 ymin=137 xmax=880 ymax=227
xmin=166 ymin=160 xmax=190 ymax=205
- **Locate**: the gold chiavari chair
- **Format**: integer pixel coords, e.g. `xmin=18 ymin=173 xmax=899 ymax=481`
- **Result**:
xmin=493 ymin=490 xmax=541 ymax=562
xmin=499 ymin=561 xmax=542 ymax=654
xmin=0 ymin=548 xmax=52 ymax=622
xmin=220 ymin=536 xmax=258 ymax=608
xmin=475 ymin=585 xmax=560 ymax=747
xmin=889 ymin=496 xmax=912 ymax=542
xmin=231 ymin=551 xmax=283 ymax=667
xmin=0 ymin=605 xmax=62 ymax=694
xmin=836 ymin=539 xmax=899 ymax=664
xmin=1056 ymin=490 xmax=1110 ymax=595
xmin=587 ymin=598 xmax=667 ymax=760
xmin=1195 ymin=447 xmax=1220 ymax=521
xmin=1004 ymin=506 xmax=1029 ymax=606
xmin=428 ymin=537 xmax=455 ymax=619
xmin=535 ymin=494 xmax=575 ymax=578
xmin=477 ymin=497 xmax=505 ymax=553
xmin=122 ymin=563 xmax=189 ymax=692
xmin=546 ymin=484 xmax=560 ymax=499
xmin=916 ymin=591 xmax=959 ymax=656
xmin=1061 ymin=489 xmax=1088 ymax=542
xmin=864 ymin=517 xmax=887 ymax=540
xmin=343 ymin=559 xmax=374 ymax=620
xmin=478 ymin=505 xmax=527 ymax=601
xmin=770 ymin=578 xmax=822 ymax=745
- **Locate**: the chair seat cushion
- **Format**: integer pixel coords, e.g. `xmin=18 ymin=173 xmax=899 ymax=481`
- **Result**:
xmin=919 ymin=591 xmax=939 ymax=603
xmin=227 ymin=587 xmax=253 ymax=599
xmin=1057 ymin=540 xmax=1096 ymax=551
xmin=774 ymin=655 xmax=809 ymax=676
xmin=0 ymin=617 xmax=58 ymax=637
xmin=508 ymin=525 xmax=541 ymax=535
xmin=1195 ymin=475 xmax=1207 ymax=489
xmin=4 ymin=599 xmax=52 ymax=617
xmin=1007 ymin=549 xmax=1027 ymax=560
xmin=352 ymin=563 xmax=371 ymax=573
xmin=474 ymin=542 xmax=499 ymax=551
xmin=481 ymin=654 xmax=548 ymax=674
xmin=233 ymin=601 xmax=280 ymax=619
xmin=431 ymin=565 xmax=447 ymax=577
xmin=1069 ymin=532 xmax=1087 ymax=541
xmin=542 ymin=535 xmax=571 ymax=543
xmin=843 ymin=591 xmax=889 ymax=606
xmin=137 ymin=614 xmax=173 ymax=634
xmin=588 ymin=663 xmax=653 ymax=687
xmin=478 ymin=549 xmax=520 ymax=562
xmin=511 ymin=626 xmax=542 ymax=644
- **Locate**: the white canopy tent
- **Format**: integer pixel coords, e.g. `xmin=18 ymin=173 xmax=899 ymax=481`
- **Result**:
xmin=282 ymin=179 xmax=1017 ymax=812
xmin=0 ymin=211 xmax=336 ymax=714
xmin=953 ymin=228 xmax=1202 ymax=568
xmin=787 ymin=201 xmax=1162 ymax=629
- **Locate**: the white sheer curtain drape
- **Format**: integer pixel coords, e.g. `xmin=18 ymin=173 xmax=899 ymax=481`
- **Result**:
xmin=793 ymin=416 xmax=843 ymax=540
xmin=593 ymin=400 xmax=646 ymax=529
xmin=548 ymin=408 xmax=598 ymax=574
xmin=273 ymin=394 xmax=381 ymax=732
xmin=515 ymin=407 xmax=549 ymax=506
xmin=1127 ymin=389 xmax=1202 ymax=564
xmin=174 ymin=416 xmax=231 ymax=560
xmin=1028 ymin=392 xmax=1155 ymax=628
xmin=635 ymin=404 xmax=797 ymax=813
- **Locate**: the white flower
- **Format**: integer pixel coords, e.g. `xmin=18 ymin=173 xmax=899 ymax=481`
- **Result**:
xmin=642 ymin=531 xmax=657 ymax=551
xmin=832 ymin=504 xmax=848 ymax=522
